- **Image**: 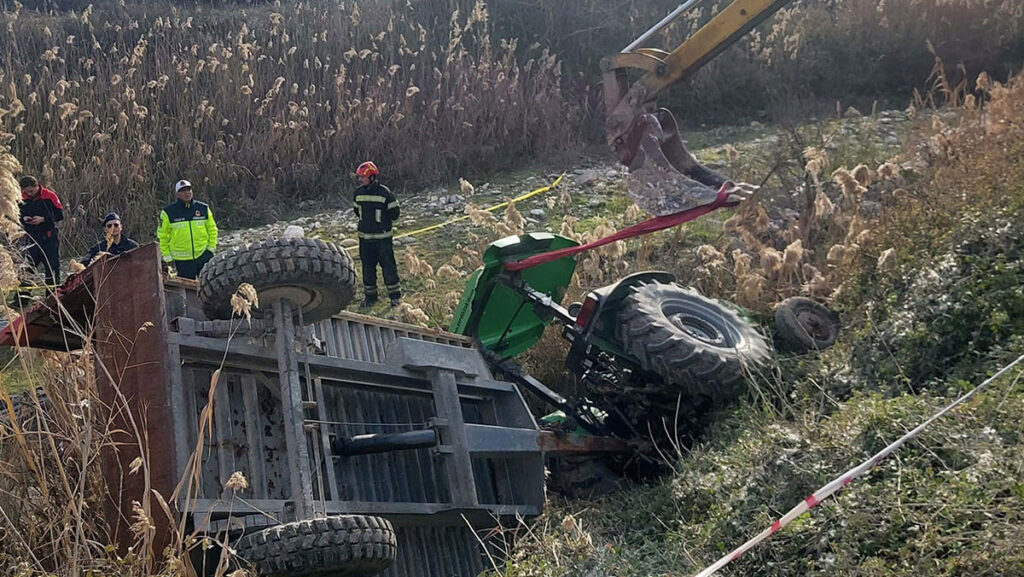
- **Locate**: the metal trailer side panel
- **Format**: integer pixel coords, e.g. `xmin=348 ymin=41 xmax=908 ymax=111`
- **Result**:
xmin=170 ymin=293 xmax=537 ymax=575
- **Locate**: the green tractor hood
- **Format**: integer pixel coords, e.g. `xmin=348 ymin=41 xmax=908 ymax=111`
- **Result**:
xmin=450 ymin=233 xmax=579 ymax=359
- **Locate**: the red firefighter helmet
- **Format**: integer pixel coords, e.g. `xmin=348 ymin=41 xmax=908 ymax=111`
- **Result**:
xmin=356 ymin=161 xmax=379 ymax=178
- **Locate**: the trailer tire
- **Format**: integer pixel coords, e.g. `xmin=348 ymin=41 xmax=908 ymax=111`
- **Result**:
xmin=199 ymin=238 xmax=356 ymax=323
xmin=234 ymin=515 xmax=397 ymax=577
xmin=617 ymin=281 xmax=769 ymax=404
xmin=774 ymin=297 xmax=839 ymax=353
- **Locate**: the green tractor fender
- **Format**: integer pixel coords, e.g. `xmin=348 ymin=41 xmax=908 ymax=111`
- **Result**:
xmin=450 ymin=233 xmax=579 ymax=359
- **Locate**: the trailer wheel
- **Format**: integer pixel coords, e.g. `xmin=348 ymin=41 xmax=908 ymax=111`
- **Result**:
xmin=199 ymin=238 xmax=356 ymax=323
xmin=617 ymin=281 xmax=769 ymax=404
xmin=234 ymin=515 xmax=397 ymax=577
xmin=774 ymin=297 xmax=839 ymax=352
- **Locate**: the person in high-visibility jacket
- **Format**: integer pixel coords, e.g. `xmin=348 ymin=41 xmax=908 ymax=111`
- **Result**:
xmin=353 ymin=161 xmax=401 ymax=307
xmin=157 ymin=179 xmax=218 ymax=279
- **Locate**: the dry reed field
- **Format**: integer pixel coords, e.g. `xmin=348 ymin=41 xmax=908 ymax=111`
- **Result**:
xmin=0 ymin=0 xmax=579 ymax=250
xmin=1 ymin=0 xmax=1021 ymax=252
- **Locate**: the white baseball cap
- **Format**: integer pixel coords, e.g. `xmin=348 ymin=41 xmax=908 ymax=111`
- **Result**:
xmin=174 ymin=179 xmax=192 ymax=193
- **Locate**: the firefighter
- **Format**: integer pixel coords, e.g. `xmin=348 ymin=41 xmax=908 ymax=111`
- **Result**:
xmin=18 ymin=176 xmax=63 ymax=287
xmin=157 ymin=179 xmax=219 ymax=279
xmin=353 ymin=161 xmax=401 ymax=307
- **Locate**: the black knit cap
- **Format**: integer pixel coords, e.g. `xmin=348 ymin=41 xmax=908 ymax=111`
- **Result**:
xmin=103 ymin=212 xmax=121 ymax=225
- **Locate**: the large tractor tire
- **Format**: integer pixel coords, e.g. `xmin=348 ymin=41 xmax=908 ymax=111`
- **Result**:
xmin=234 ymin=515 xmax=397 ymax=577
xmin=199 ymin=238 xmax=356 ymax=323
xmin=774 ymin=297 xmax=839 ymax=353
xmin=617 ymin=281 xmax=769 ymax=404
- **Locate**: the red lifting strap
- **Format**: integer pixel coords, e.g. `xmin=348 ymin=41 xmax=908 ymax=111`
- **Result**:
xmin=504 ymin=183 xmax=737 ymax=272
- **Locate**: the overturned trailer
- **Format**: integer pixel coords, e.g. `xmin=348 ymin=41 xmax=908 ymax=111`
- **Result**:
xmin=2 ymin=241 xmax=617 ymax=576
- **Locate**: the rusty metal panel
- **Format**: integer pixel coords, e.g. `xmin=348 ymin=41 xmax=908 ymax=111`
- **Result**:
xmin=91 ymin=243 xmax=176 ymax=554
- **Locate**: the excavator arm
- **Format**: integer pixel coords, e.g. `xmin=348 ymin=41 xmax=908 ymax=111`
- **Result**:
xmin=602 ymin=0 xmax=794 ymax=215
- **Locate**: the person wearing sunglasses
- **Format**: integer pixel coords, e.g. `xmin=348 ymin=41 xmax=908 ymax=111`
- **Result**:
xmin=80 ymin=212 xmax=139 ymax=266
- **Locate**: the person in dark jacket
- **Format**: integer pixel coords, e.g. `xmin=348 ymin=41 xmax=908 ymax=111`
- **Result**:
xmin=80 ymin=212 xmax=139 ymax=266
xmin=18 ymin=175 xmax=63 ymax=287
xmin=353 ymin=161 xmax=401 ymax=307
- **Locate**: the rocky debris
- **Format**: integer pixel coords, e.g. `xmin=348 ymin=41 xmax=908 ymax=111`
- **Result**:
xmin=574 ymin=170 xmax=601 ymax=187
xmin=216 ymin=110 xmax=913 ymax=252
xmin=283 ymin=225 xmax=305 ymax=239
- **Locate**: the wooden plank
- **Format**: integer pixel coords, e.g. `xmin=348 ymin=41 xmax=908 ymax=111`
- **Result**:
xmin=338 ymin=319 xmax=355 ymax=359
xmin=166 ymin=343 xmax=190 ymax=480
xmin=334 ymin=310 xmax=474 ymax=345
xmin=213 ymin=371 xmax=235 ymax=499
xmin=322 ymin=319 xmax=340 ymax=357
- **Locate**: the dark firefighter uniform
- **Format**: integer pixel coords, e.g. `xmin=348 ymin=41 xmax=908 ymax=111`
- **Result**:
xmin=19 ymin=185 xmax=64 ymax=286
xmin=353 ymin=181 xmax=401 ymax=304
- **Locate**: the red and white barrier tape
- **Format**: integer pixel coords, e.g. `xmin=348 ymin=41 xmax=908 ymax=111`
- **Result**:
xmin=692 ymin=352 xmax=1024 ymax=577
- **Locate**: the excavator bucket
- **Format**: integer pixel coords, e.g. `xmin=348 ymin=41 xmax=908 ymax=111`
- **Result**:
xmin=619 ymin=108 xmax=725 ymax=216
xmin=602 ymin=0 xmax=795 ymax=216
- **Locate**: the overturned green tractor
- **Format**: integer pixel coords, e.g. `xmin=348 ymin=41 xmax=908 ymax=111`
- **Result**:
xmin=449 ymin=233 xmax=827 ymax=447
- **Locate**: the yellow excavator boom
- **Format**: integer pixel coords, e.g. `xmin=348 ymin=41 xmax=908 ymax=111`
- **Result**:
xmin=602 ymin=0 xmax=794 ymax=215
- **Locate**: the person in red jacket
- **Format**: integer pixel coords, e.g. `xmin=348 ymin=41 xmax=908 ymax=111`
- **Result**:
xmin=18 ymin=176 xmax=64 ymax=287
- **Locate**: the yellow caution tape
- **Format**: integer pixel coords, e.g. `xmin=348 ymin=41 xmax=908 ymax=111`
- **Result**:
xmin=3 ymin=283 xmax=57 ymax=292
xmin=394 ymin=173 xmax=565 ymax=240
xmin=341 ymin=173 xmax=565 ymax=256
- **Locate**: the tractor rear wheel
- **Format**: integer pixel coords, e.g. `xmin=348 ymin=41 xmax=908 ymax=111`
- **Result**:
xmin=617 ymin=281 xmax=769 ymax=404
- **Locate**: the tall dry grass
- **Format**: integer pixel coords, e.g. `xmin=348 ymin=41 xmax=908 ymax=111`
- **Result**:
xmin=493 ymin=0 xmax=1023 ymax=125
xmin=0 ymin=0 xmax=579 ymax=251
xmin=0 ymin=312 xmax=261 ymax=577
xmin=0 ymin=146 xmax=262 ymax=575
